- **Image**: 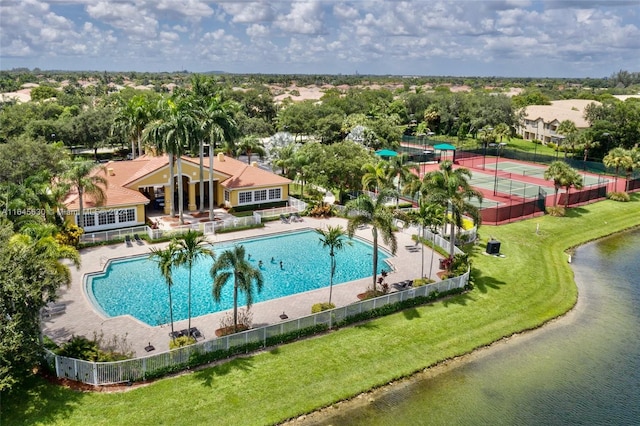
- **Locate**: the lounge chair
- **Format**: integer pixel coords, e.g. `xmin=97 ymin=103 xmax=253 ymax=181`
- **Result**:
xmin=189 ymin=327 xmax=204 ymax=340
xmin=293 ymin=212 xmax=303 ymax=222
xmin=169 ymin=330 xmax=182 ymax=339
xmin=125 ymin=235 xmax=133 ymax=247
xmin=42 ymin=304 xmax=66 ymax=317
xmin=280 ymin=214 xmax=289 ymax=224
xmin=134 ymin=234 xmax=143 ymax=245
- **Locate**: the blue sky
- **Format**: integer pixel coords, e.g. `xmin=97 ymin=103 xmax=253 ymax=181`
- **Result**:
xmin=1 ymin=1 xmax=639 ymax=77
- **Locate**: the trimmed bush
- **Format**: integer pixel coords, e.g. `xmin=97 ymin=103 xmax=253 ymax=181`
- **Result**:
xmin=169 ymin=336 xmax=196 ymax=349
xmin=607 ymin=191 xmax=630 ymax=202
xmin=311 ymin=302 xmax=336 ymax=313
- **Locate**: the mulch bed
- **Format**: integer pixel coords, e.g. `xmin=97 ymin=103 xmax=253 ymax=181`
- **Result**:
xmin=215 ymin=324 xmax=249 ymax=337
xmin=357 ymin=290 xmax=386 ymax=300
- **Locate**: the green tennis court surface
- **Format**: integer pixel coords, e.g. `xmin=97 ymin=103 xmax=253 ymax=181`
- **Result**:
xmin=469 ymin=169 xmax=553 ymax=199
xmin=491 ymin=161 xmax=609 ymax=186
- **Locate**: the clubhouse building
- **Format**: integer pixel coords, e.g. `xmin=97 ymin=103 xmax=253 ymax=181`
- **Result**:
xmin=62 ymin=153 xmax=291 ymax=232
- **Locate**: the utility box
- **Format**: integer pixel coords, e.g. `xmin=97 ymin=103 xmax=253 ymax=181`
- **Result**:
xmin=487 ymin=240 xmax=501 ymax=255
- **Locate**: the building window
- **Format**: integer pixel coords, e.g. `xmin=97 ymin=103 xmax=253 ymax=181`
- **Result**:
xmin=118 ymin=208 xmax=135 ymax=223
xmin=224 ymin=190 xmax=230 ymax=202
xmin=254 ymin=189 xmax=267 ymax=202
xmin=98 ymin=211 xmax=116 ymax=226
xmin=268 ymin=188 xmax=282 ymax=200
xmin=238 ymin=191 xmax=252 ymax=204
xmin=79 ymin=214 xmax=95 ymax=227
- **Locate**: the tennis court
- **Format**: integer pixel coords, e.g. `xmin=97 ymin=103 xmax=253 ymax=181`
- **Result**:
xmin=491 ymin=161 xmax=608 ymax=186
xmin=468 ymin=169 xmax=553 ymax=199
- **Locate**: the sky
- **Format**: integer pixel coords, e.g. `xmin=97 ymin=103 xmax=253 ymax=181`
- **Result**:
xmin=1 ymin=1 xmax=639 ymax=78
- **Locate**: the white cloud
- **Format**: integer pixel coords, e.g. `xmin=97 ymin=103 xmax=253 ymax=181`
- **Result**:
xmin=0 ymin=0 xmax=638 ymax=76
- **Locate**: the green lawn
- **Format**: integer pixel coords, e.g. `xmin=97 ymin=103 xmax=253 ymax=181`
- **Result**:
xmin=4 ymin=194 xmax=640 ymax=426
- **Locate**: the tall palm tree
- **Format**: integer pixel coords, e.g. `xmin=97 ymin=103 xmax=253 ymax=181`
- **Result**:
xmin=210 ymin=245 xmax=264 ymax=332
xmin=623 ymin=149 xmax=640 ymax=193
xmin=386 ymin=154 xmax=418 ymax=206
xmin=421 ymin=161 xmax=482 ymax=259
xmin=144 ymin=97 xmax=199 ymax=224
xmin=316 ymin=226 xmax=352 ymax=304
xmin=61 ymin=160 xmax=107 ymax=229
xmin=198 ymin=95 xmax=238 ymax=216
xmin=494 ymin=123 xmax=511 ymax=143
xmin=112 ymin=94 xmax=151 ymax=159
xmin=174 ymin=230 xmax=214 ymax=336
xmin=404 ymin=200 xmax=445 ymax=280
xmin=345 ymin=189 xmax=398 ymax=293
xmin=236 ymin=135 xmax=266 ymax=165
xmin=149 ymin=243 xmax=179 ymax=340
xmin=556 ymin=120 xmax=578 ymax=159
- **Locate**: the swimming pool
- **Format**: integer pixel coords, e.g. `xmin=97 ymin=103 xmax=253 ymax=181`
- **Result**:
xmin=86 ymin=230 xmax=391 ymax=326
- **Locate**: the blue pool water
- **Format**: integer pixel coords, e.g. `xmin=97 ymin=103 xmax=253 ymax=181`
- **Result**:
xmin=87 ymin=230 xmax=391 ymax=326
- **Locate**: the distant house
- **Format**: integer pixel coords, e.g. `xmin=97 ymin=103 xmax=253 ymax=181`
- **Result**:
xmin=518 ymin=99 xmax=600 ymax=143
xmin=62 ymin=153 xmax=291 ymax=232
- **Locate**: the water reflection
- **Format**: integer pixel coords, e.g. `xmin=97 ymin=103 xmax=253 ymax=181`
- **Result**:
xmin=303 ymin=230 xmax=640 ymax=425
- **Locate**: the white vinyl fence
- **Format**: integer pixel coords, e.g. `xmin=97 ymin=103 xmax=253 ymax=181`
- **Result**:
xmin=43 ymin=270 xmax=469 ymax=386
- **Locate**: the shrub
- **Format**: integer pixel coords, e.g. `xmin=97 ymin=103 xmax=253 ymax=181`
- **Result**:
xmin=308 ymin=202 xmax=334 ymax=218
xmin=57 ymin=332 xmax=133 ymax=362
xmin=546 ymin=206 xmax=565 ymax=217
xmin=413 ymin=278 xmax=434 ymax=287
xmin=169 ymin=336 xmax=196 ymax=349
xmin=607 ymin=191 xmax=630 ymax=202
xmin=311 ymin=302 xmax=336 ymax=313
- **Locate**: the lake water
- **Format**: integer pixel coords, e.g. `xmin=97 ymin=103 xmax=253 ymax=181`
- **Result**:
xmin=305 ymin=229 xmax=640 ymax=425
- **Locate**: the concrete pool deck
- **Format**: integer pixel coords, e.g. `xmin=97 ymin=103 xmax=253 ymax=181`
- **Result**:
xmin=43 ymin=217 xmax=445 ymax=357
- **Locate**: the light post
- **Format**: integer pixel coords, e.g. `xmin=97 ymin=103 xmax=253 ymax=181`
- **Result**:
xmin=492 ymin=142 xmax=506 ymax=196
xmin=480 ymin=127 xmax=493 ymax=170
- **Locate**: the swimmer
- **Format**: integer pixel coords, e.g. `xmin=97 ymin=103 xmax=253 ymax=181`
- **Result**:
xmin=280 ymin=260 xmax=283 ymax=270
xmin=271 ymin=257 xmax=275 ymax=263
xmin=258 ymin=260 xmax=263 ymax=268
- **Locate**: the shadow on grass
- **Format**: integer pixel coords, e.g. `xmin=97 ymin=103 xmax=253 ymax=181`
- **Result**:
xmin=402 ymin=307 xmax=421 ymax=321
xmin=194 ymin=356 xmax=255 ymax=388
xmin=1 ymin=375 xmax=84 ymax=426
xmin=354 ymin=321 xmax=380 ymax=331
xmin=471 ymin=267 xmax=507 ymax=295
xmin=442 ymin=291 xmax=474 ymax=308
xmin=564 ymin=207 xmax=589 ymax=218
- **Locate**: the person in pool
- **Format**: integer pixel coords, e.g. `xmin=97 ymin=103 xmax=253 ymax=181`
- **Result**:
xmin=258 ymin=260 xmax=263 ymax=268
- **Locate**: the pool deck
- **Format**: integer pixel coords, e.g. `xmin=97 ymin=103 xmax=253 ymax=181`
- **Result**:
xmin=43 ymin=217 xmax=445 ymax=357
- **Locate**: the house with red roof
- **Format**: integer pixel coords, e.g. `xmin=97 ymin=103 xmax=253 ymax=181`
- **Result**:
xmin=62 ymin=153 xmax=291 ymax=232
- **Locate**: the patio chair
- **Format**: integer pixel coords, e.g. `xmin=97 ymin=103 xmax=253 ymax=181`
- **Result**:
xmin=134 ymin=234 xmax=144 ymax=245
xmin=280 ymin=214 xmax=289 ymax=224
xmin=125 ymin=235 xmax=133 ymax=247
xmin=189 ymin=327 xmax=204 ymax=340
xmin=169 ymin=330 xmax=182 ymax=339
xmin=42 ymin=304 xmax=66 ymax=317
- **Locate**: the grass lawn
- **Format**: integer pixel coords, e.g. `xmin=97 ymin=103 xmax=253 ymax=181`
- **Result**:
xmin=4 ymin=194 xmax=640 ymax=426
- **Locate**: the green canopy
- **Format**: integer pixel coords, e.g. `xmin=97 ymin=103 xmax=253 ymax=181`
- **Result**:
xmin=375 ymin=149 xmax=398 ymax=157
xmin=433 ymin=143 xmax=456 ymax=151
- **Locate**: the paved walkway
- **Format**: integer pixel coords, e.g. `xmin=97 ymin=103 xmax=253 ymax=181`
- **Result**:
xmin=43 ymin=217 xmax=444 ymax=357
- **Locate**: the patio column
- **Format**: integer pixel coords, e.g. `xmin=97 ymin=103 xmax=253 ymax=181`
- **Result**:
xmin=188 ymin=181 xmax=197 ymax=211
xmin=163 ymin=185 xmax=171 ymax=215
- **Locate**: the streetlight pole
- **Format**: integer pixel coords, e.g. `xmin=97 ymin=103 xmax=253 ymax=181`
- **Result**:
xmin=492 ymin=143 xmax=506 ymax=196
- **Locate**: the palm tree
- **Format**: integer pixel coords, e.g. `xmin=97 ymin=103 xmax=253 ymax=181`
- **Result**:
xmin=361 ymin=161 xmax=394 ymax=193
xmin=404 ymin=200 xmax=445 ymax=280
xmin=236 ymin=135 xmax=267 ymax=165
xmin=210 ymin=245 xmax=264 ymax=332
xmin=345 ymin=189 xmax=398 ymax=293
xmin=61 ymin=160 xmax=107 ymax=229
xmin=174 ymin=230 xmax=214 ymax=336
xmin=603 ymin=147 xmax=635 ymax=192
xmin=556 ymin=120 xmax=578 ymax=159
xmin=386 ymin=154 xmax=418 ymax=206
xmin=560 ymin=167 xmax=584 ymax=208
xmin=198 ymin=95 xmax=238 ymax=216
xmin=421 ymin=161 xmax=482 ymax=259
xmin=623 ymin=149 xmax=640 ymax=193
xmin=149 ymin=243 xmax=179 ymax=340
xmin=112 ymin=94 xmax=151 ymax=159
xmin=543 ymin=161 xmax=575 ymax=206
xmin=316 ymin=226 xmax=352 ymax=304
xmin=494 ymin=123 xmax=511 ymax=143
xmin=144 ymin=97 xmax=199 ymax=224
